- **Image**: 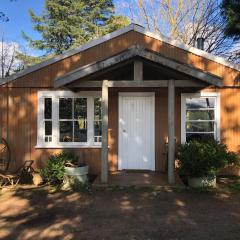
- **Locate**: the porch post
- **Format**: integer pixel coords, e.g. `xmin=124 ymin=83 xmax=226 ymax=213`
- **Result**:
xmin=168 ymin=79 xmax=175 ymax=185
xmin=134 ymin=60 xmax=143 ymax=81
xmin=101 ymin=80 xmax=109 ymax=183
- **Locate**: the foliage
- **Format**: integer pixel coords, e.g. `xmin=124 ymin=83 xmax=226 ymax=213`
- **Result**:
xmin=102 ymin=15 xmax=130 ymax=34
xmin=221 ymin=0 xmax=240 ymax=40
xmin=24 ymin=0 xmax=129 ymax=55
xmin=177 ymin=140 xmax=240 ymax=178
xmin=41 ymin=151 xmax=78 ymax=185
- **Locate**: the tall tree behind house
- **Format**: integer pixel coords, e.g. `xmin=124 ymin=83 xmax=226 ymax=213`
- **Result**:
xmin=23 ymin=0 xmax=130 ymax=55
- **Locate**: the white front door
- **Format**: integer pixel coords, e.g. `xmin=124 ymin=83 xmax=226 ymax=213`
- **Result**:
xmin=119 ymin=93 xmax=155 ymax=171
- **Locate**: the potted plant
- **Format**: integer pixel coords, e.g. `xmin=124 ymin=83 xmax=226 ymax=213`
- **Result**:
xmin=41 ymin=151 xmax=89 ymax=188
xmin=63 ymin=151 xmax=89 ymax=184
xmin=177 ymin=140 xmax=240 ymax=188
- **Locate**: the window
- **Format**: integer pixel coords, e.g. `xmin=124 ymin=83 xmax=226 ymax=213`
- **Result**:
xmin=37 ymin=91 xmax=102 ymax=148
xmin=59 ymin=98 xmax=87 ymax=142
xmin=181 ymin=93 xmax=220 ymax=143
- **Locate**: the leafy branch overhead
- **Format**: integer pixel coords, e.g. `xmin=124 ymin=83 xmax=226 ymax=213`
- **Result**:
xmin=24 ymin=0 xmax=130 ymax=55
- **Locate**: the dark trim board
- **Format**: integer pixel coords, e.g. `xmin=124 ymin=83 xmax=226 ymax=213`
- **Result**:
xmin=68 ymin=80 xmax=207 ymax=88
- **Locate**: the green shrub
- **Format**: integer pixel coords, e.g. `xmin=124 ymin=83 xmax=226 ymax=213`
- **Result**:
xmin=177 ymin=140 xmax=240 ymax=178
xmin=41 ymin=151 xmax=78 ymax=186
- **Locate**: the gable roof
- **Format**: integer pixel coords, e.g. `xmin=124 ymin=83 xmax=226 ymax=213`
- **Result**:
xmin=1 ymin=23 xmax=239 ymax=86
xmin=55 ymin=45 xmax=222 ymax=87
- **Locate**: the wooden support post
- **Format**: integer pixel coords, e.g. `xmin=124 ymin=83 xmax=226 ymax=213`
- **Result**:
xmin=134 ymin=60 xmax=143 ymax=81
xmin=168 ymin=80 xmax=175 ymax=185
xmin=101 ymin=80 xmax=109 ymax=183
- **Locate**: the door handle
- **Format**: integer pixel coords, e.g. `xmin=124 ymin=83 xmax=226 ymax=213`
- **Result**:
xmin=123 ymin=129 xmax=126 ymax=133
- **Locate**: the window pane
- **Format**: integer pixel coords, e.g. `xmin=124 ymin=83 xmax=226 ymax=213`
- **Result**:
xmin=94 ymin=98 xmax=102 ymax=120
xmin=44 ymin=121 xmax=52 ymax=142
xmin=94 ymin=121 xmax=102 ymax=142
xmin=186 ymin=110 xmax=214 ymax=121
xmin=45 ymin=121 xmax=52 ymax=135
xmin=59 ymin=121 xmax=73 ymax=142
xmin=186 ymin=133 xmax=214 ymax=142
xmin=186 ymin=121 xmax=214 ymax=132
xmin=59 ymin=98 xmax=72 ymax=119
xmin=74 ymin=121 xmax=87 ymax=142
xmin=94 ymin=98 xmax=102 ymax=142
xmin=186 ymin=98 xmax=215 ymax=109
xmin=44 ymin=98 xmax=52 ymax=119
xmin=74 ymin=98 xmax=87 ymax=119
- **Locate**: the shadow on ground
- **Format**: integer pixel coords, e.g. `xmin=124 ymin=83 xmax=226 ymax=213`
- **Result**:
xmin=0 ymin=186 xmax=240 ymax=240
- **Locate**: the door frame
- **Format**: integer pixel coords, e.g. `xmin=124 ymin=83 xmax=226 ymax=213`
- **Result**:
xmin=118 ymin=92 xmax=155 ymax=171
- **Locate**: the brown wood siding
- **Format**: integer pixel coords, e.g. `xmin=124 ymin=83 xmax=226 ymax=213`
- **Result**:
xmin=220 ymin=88 xmax=240 ymax=153
xmin=1 ymin=29 xmax=240 ymax=175
xmin=1 ymin=86 xmax=240 ymax=174
xmin=0 ymin=87 xmax=8 ymax=141
xmin=0 ymin=87 xmax=101 ymax=173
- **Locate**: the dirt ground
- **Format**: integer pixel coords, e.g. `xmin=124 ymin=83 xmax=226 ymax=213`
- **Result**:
xmin=0 ymin=187 xmax=240 ymax=240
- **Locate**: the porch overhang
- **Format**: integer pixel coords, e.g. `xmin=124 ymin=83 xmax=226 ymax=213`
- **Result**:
xmin=53 ymin=45 xmax=223 ymax=186
xmin=54 ymin=45 xmax=223 ymax=88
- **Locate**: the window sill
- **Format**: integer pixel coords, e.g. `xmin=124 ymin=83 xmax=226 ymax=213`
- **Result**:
xmin=35 ymin=144 xmax=102 ymax=149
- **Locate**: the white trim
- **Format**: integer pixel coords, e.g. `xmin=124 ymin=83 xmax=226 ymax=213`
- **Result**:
xmin=35 ymin=145 xmax=101 ymax=149
xmin=181 ymin=92 xmax=220 ymax=144
xmin=37 ymin=90 xmax=102 ymax=148
xmin=2 ymin=23 xmax=239 ymax=86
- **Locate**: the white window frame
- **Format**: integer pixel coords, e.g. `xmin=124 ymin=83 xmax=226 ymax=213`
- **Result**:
xmin=181 ymin=92 xmax=220 ymax=144
xmin=36 ymin=91 xmax=102 ymax=148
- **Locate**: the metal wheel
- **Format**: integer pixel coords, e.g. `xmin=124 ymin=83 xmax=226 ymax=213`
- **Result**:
xmin=0 ymin=138 xmax=10 ymax=171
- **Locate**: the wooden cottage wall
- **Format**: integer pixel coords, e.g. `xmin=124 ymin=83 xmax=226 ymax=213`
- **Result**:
xmin=1 ymin=30 xmax=240 ymax=174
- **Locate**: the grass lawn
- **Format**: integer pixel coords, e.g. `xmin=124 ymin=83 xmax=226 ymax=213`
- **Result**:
xmin=0 ymin=178 xmax=240 ymax=240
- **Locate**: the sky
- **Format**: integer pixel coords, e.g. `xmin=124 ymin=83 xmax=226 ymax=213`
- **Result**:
xmin=0 ymin=0 xmax=126 ymax=56
xmin=0 ymin=0 xmax=45 ymax=55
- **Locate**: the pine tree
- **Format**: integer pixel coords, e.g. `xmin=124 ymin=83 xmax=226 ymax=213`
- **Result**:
xmin=24 ymin=0 xmax=130 ymax=55
xmin=221 ymin=0 xmax=240 ymax=40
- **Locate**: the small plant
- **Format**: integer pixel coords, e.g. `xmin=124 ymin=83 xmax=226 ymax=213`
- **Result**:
xmin=177 ymin=140 xmax=240 ymax=178
xmin=41 ymin=151 xmax=78 ymax=186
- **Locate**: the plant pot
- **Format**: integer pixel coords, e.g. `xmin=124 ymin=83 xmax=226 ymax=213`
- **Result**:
xmin=188 ymin=176 xmax=216 ymax=188
xmin=64 ymin=165 xmax=89 ymax=183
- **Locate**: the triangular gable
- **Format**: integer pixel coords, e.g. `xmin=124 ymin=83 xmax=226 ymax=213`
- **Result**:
xmin=1 ymin=23 xmax=239 ymax=86
xmin=55 ymin=45 xmax=222 ymax=87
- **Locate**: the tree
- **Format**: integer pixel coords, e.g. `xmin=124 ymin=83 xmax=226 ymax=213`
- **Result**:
xmin=24 ymin=0 xmax=130 ymax=55
xmin=15 ymin=52 xmax=47 ymax=70
xmin=103 ymin=15 xmax=131 ymax=34
xmin=120 ymin=0 xmax=240 ymax=62
xmin=0 ymin=33 xmax=20 ymax=78
xmin=221 ymin=0 xmax=240 ymax=39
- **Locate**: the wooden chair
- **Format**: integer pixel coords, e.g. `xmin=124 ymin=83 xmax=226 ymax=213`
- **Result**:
xmin=0 ymin=160 xmax=34 ymax=187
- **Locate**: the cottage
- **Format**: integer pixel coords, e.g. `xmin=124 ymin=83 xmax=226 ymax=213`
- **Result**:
xmin=1 ymin=24 xmax=240 ymax=184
